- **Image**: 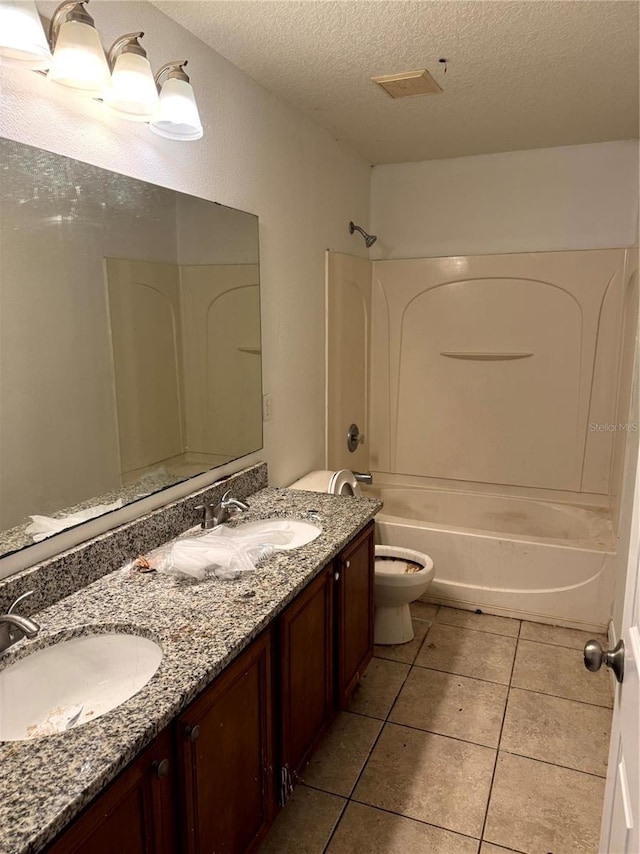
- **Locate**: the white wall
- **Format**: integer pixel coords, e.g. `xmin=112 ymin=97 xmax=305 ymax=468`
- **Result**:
xmin=370 ymin=141 xmax=639 ymax=259
xmin=0 ymin=0 xmax=370 ymax=501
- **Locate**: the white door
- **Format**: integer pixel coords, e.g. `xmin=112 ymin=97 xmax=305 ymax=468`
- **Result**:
xmin=597 ymin=410 xmax=640 ymax=848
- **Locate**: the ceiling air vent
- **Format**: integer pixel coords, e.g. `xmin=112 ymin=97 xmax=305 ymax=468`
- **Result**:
xmin=371 ymin=69 xmax=442 ymax=99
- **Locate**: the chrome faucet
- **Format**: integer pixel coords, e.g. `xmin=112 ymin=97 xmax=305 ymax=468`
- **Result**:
xmin=196 ymin=490 xmax=250 ymax=530
xmin=0 ymin=591 xmax=40 ymax=654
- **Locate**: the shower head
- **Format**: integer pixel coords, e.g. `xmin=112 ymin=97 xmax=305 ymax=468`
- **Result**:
xmin=349 ymin=221 xmax=377 ymax=248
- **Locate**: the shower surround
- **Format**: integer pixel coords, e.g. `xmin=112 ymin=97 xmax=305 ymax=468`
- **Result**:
xmin=327 ymin=248 xmax=637 ymax=629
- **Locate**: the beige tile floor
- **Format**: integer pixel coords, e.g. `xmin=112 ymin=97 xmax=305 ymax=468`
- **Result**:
xmin=260 ymin=604 xmax=612 ymax=854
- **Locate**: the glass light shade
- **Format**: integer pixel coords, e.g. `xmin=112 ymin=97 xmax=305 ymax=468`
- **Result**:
xmin=48 ymin=19 xmax=110 ymax=95
xmin=0 ymin=0 xmax=51 ymax=67
xmin=104 ymin=52 xmax=159 ymax=121
xmin=149 ymin=77 xmax=203 ymax=141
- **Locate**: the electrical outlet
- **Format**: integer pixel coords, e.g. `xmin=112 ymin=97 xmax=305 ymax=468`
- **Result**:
xmin=262 ymin=393 xmax=272 ymax=422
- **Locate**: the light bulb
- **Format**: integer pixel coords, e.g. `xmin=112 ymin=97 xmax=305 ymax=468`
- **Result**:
xmin=48 ymin=13 xmax=110 ymax=95
xmin=0 ymin=0 xmax=51 ymax=67
xmin=105 ymin=51 xmax=158 ymax=121
xmin=150 ymin=76 xmax=203 ymax=141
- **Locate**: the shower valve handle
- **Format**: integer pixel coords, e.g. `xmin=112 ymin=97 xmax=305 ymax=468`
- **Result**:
xmin=347 ymin=423 xmax=364 ymax=453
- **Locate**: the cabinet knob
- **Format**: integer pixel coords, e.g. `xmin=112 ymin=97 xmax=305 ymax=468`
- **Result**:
xmin=334 ymin=571 xmax=340 ymax=581
xmin=185 ymin=724 xmax=201 ymax=742
xmin=152 ymin=758 xmax=170 ymax=779
xmin=344 ymin=560 xmax=351 ymax=569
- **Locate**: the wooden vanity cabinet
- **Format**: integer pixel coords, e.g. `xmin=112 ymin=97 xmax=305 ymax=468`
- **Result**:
xmin=175 ymin=627 xmax=275 ymax=854
xmin=46 ymin=728 xmax=177 ymax=854
xmin=335 ymin=521 xmax=375 ymax=708
xmin=46 ymin=522 xmax=375 ymax=853
xmin=278 ymin=563 xmax=335 ymax=800
xmin=278 ymin=521 xmax=375 ymax=799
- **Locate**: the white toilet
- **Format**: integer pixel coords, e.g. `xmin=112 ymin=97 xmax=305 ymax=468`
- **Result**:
xmin=289 ymin=469 xmax=435 ymax=646
xmin=374 ymin=545 xmax=434 ymax=645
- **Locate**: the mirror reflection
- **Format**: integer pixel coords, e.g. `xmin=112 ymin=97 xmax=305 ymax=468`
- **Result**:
xmin=0 ymin=138 xmax=262 ymax=558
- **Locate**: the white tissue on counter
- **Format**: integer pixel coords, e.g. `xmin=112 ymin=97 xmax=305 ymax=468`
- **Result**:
xmin=150 ymin=522 xmax=296 ymax=581
xmin=26 ymin=500 xmax=124 ymax=542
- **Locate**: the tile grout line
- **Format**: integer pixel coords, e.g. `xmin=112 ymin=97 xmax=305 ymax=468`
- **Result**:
xmin=431 ymin=613 xmax=605 ymax=649
xmin=497 ymin=747 xmax=609 ymax=780
xmin=380 ymin=717 xmax=502 ymax=752
xmin=347 ymin=796 xmax=484 ymax=847
xmin=408 ymin=660 xmax=512 ymax=687
xmin=431 ymin=621 xmax=521 ymax=640
xmin=322 ymin=606 xmax=441 ymax=852
xmin=518 ymin=635 xmax=608 ymax=652
xmin=508 ymin=683 xmax=613 ymax=710
xmin=478 ymin=618 xmax=522 ymax=845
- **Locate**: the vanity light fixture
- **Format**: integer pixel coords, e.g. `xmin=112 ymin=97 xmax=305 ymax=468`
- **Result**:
xmin=0 ymin=0 xmax=51 ymax=67
xmin=47 ymin=0 xmax=110 ymax=96
xmin=1 ymin=1 xmax=204 ymax=140
xmin=150 ymin=60 xmax=203 ymax=141
xmin=104 ymin=32 xmax=159 ymax=122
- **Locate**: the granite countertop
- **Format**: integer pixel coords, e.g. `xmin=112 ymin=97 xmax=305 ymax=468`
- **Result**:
xmin=0 ymin=487 xmax=382 ymax=854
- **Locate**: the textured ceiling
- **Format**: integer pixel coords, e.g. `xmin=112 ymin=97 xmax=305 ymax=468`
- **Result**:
xmin=153 ymin=0 xmax=640 ymax=165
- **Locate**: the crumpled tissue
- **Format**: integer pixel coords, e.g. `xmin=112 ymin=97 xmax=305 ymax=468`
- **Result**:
xmin=26 ymin=499 xmax=124 ymax=542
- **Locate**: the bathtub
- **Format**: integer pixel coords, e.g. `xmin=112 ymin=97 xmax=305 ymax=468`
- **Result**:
xmin=367 ymin=483 xmax=616 ymax=631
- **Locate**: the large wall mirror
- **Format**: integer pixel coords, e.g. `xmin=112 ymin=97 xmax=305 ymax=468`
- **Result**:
xmin=0 ymin=138 xmax=263 ymax=559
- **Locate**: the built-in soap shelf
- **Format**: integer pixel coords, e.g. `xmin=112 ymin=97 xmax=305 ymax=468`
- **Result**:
xmin=440 ymin=351 xmax=533 ymax=361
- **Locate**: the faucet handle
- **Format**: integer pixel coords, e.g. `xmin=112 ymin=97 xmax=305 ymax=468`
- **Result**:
xmin=195 ymin=503 xmax=215 ymax=529
xmin=8 ymin=590 xmax=34 ymax=614
xmin=220 ymin=491 xmax=250 ymax=512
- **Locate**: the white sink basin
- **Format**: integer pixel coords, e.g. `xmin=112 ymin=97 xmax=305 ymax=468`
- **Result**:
xmin=0 ymin=633 xmax=162 ymax=742
xmin=234 ymin=517 xmax=322 ymax=550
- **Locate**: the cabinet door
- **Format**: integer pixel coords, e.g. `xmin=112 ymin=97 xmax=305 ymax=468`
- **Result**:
xmin=279 ymin=565 xmax=334 ymax=800
xmin=336 ymin=521 xmax=375 ymax=708
xmin=177 ymin=629 xmax=274 ymax=854
xmin=46 ymin=728 xmax=176 ymax=854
